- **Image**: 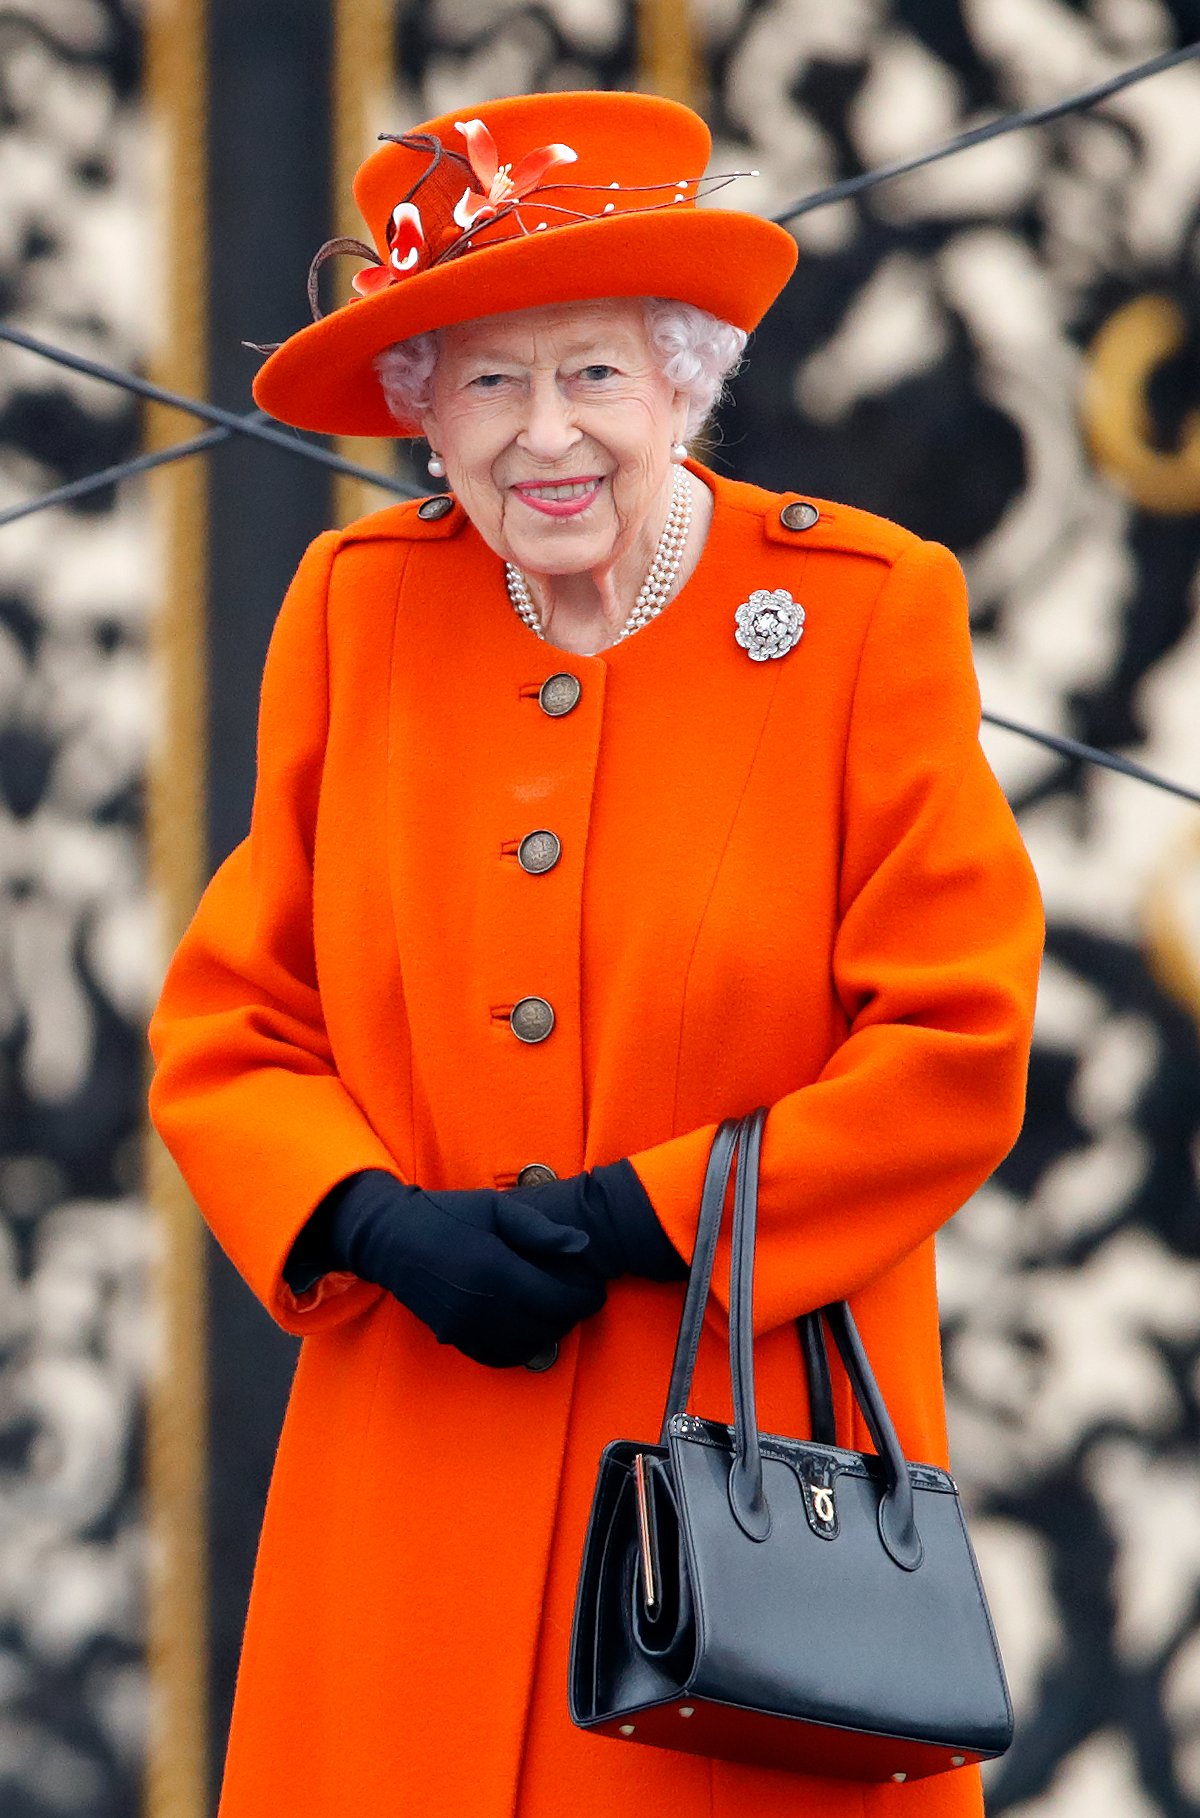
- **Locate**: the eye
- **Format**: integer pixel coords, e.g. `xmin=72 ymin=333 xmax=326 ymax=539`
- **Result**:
xmin=469 ymin=372 xmax=509 ymax=391
xmin=578 ymin=364 xmax=615 ymax=382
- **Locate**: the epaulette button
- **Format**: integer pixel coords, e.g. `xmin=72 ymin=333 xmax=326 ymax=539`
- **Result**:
xmin=780 ymin=500 xmax=819 ymax=532
xmin=417 ymin=494 xmax=454 ymax=521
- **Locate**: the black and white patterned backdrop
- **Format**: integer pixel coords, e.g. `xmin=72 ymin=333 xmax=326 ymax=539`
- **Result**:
xmin=0 ymin=3 xmax=149 ymax=1816
xmin=6 ymin=0 xmax=1200 ymax=1812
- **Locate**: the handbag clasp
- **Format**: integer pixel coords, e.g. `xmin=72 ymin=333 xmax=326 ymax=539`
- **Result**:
xmin=799 ymin=1457 xmax=840 ymax=1540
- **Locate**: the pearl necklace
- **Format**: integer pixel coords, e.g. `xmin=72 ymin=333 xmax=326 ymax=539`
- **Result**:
xmin=505 ymin=464 xmax=693 ymax=644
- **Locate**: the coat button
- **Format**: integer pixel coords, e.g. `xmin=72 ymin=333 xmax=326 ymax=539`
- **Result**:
xmin=524 ymin=1342 xmax=559 ymax=1372
xmin=517 ymin=829 xmax=561 ymax=875
xmin=780 ymin=500 xmax=819 ymax=532
xmin=417 ymin=494 xmax=453 ymax=520
xmin=510 ymin=996 xmax=555 ymax=1043
xmin=516 ymin=1162 xmax=558 ymax=1189
xmin=538 ymin=672 xmax=581 ymax=716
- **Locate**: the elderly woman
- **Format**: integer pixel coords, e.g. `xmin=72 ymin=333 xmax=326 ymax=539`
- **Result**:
xmin=148 ymin=90 xmax=1043 ymax=1818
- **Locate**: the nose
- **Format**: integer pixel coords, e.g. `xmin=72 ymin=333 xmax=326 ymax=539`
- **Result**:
xmin=516 ymin=376 xmax=582 ymax=464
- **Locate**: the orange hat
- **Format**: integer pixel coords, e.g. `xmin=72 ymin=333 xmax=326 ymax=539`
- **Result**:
xmin=250 ymin=90 xmax=798 ymax=438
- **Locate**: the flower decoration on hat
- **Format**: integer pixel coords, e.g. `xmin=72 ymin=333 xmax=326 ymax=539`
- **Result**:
xmin=451 ymin=118 xmax=578 ymax=232
xmin=734 ymin=589 xmax=806 ymax=661
xmin=351 ymin=203 xmax=425 ymax=296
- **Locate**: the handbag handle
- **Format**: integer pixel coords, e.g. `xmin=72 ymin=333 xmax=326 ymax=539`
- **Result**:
xmin=665 ymin=1110 xmax=923 ymax=1571
xmin=658 ymin=1116 xmax=741 ymax=1442
xmin=799 ymin=1310 xmax=836 ymax=1446
xmin=658 ymin=1117 xmax=836 ymax=1445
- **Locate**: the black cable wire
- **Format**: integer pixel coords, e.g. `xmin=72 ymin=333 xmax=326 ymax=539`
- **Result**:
xmin=773 ymin=39 xmax=1200 ymax=222
xmin=982 ymin=713 xmax=1200 ymax=807
xmin=0 ymin=325 xmax=418 ymax=497
xmin=0 ymin=423 xmax=232 ymax=527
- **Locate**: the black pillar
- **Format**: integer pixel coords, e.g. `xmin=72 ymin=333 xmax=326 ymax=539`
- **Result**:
xmin=204 ymin=0 xmax=332 ymax=1790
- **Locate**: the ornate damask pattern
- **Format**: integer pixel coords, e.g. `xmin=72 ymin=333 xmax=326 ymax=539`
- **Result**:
xmin=0 ymin=5 xmax=149 ymax=1816
xmin=389 ymin=2 xmax=1200 ymax=1811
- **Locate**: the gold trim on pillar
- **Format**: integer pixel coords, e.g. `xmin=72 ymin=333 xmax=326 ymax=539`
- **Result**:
xmin=143 ymin=0 xmax=210 ymax=1812
xmin=637 ymin=0 xmax=703 ymax=110
xmin=332 ymin=0 xmax=401 ymax=526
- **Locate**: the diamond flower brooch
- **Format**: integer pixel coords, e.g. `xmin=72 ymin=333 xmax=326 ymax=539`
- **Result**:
xmin=734 ymin=588 xmax=805 ymax=661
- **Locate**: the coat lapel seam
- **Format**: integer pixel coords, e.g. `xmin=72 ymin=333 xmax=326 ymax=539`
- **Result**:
xmin=668 ymin=648 xmax=794 ymax=1135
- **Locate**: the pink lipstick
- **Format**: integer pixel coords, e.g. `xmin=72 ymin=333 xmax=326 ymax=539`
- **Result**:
xmin=511 ymin=476 xmax=604 ymax=518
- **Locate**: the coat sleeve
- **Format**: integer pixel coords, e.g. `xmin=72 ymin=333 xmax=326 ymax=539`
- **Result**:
xmin=628 ymin=537 xmax=1044 ymax=1335
xmin=147 ymin=531 xmax=398 ymax=1336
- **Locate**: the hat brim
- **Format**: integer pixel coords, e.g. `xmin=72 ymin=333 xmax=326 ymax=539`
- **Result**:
xmin=251 ymin=207 xmax=798 ymax=437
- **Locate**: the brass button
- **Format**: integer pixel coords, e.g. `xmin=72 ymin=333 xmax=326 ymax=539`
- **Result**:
xmin=780 ymin=500 xmax=819 ymax=532
xmin=524 ymin=1342 xmax=559 ymax=1372
xmin=538 ymin=672 xmax=581 ymax=716
xmin=510 ymin=996 xmax=555 ymax=1043
xmin=516 ymin=1162 xmax=558 ymax=1189
xmin=517 ymin=829 xmax=561 ymax=875
xmin=417 ymin=494 xmax=453 ymax=520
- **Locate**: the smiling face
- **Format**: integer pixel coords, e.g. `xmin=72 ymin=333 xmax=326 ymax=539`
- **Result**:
xmin=418 ymin=297 xmax=688 ymax=581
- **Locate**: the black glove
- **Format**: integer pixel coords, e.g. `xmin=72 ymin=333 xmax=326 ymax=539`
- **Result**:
xmin=284 ymin=1170 xmax=607 ymax=1369
xmin=503 ymin=1158 xmax=686 ymax=1284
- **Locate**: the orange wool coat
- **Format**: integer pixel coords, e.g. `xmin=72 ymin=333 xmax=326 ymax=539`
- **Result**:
xmin=147 ymin=460 xmax=1044 ymax=1818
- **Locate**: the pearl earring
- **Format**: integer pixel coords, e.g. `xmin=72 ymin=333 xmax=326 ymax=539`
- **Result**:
xmin=671 ymin=442 xmax=688 ymax=462
xmin=427 ymin=453 xmax=446 ymax=479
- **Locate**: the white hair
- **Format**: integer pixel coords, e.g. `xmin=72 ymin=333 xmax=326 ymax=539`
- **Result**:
xmin=372 ymin=298 xmax=747 ymax=443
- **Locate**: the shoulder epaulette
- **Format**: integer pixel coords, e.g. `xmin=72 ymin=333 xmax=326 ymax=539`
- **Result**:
xmin=763 ymin=492 xmax=922 ymax=564
xmin=337 ymin=493 xmax=467 ymax=545
xmin=712 ymin=468 xmax=921 ymax=565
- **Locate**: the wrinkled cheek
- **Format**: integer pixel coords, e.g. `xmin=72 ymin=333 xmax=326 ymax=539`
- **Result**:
xmin=494 ymin=494 xmax=521 ymax=560
xmin=454 ymin=478 xmax=507 ymax=557
xmin=493 ymin=490 xmax=553 ymax=566
xmin=611 ymin=452 xmax=663 ymax=536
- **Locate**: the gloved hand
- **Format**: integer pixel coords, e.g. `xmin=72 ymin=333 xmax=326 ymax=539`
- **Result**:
xmin=499 ymin=1159 xmax=687 ymax=1284
xmin=284 ymin=1170 xmax=608 ymax=1368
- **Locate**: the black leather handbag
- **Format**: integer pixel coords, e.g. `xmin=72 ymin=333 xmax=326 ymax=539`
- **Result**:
xmin=568 ymin=1109 xmax=1014 ymax=1783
